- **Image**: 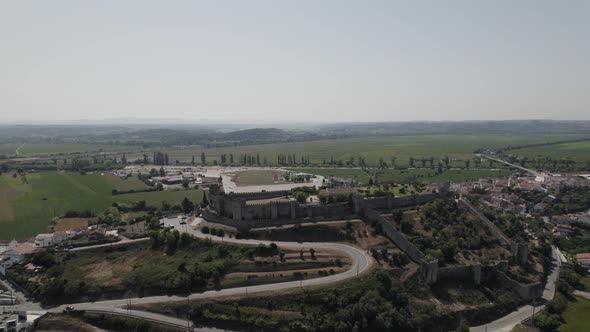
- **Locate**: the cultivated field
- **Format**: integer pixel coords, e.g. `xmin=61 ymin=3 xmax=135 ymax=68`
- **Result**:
xmin=103 ymin=174 xmax=150 ymax=191
xmin=509 ymin=140 xmax=590 ymax=163
xmin=0 ymin=143 xmax=136 ymax=157
xmin=0 ymin=172 xmax=203 ymax=240
xmin=125 ymin=134 xmax=589 ymax=166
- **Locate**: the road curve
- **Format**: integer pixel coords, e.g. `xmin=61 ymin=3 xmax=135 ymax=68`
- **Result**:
xmin=50 ymin=228 xmax=373 ymax=322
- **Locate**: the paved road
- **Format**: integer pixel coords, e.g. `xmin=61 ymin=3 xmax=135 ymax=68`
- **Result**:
xmin=479 ymin=155 xmax=540 ymax=177
xmin=470 ymin=246 xmax=561 ymax=332
xmin=573 ymin=290 xmax=590 ymax=300
xmin=69 ymin=237 xmax=149 ymax=252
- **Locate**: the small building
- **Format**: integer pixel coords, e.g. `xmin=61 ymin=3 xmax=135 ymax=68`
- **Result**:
xmin=0 ymin=240 xmax=17 ymax=254
xmin=35 ymin=231 xmax=77 ymax=248
xmin=34 ymin=234 xmax=54 ymax=248
xmin=0 ymin=313 xmax=18 ymax=332
xmin=552 ymin=224 xmax=575 ymax=237
xmin=0 ymin=243 xmax=36 ymax=275
xmin=88 ymin=228 xmax=107 ymax=241
xmin=576 ymin=253 xmax=590 ymax=269
xmin=162 ymin=176 xmax=183 ymax=185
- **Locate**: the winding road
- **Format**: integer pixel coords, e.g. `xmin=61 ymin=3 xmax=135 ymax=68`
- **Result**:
xmin=32 ymin=221 xmax=373 ymax=331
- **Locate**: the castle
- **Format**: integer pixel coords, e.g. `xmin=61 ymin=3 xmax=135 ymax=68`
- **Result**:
xmin=202 ymin=182 xmax=540 ymax=300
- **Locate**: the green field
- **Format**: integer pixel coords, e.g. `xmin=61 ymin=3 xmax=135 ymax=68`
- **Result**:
xmin=292 ymin=168 xmax=513 ymax=184
xmin=103 ymin=174 xmax=150 ymax=191
xmin=509 ymin=140 xmax=590 ymax=163
xmin=0 ymin=143 xmax=136 ymax=157
xmin=114 ymin=189 xmax=203 ymax=207
xmin=126 ymin=134 xmax=589 ymax=166
xmin=0 ymin=172 xmax=202 ymax=240
xmin=559 ymin=296 xmax=590 ymax=332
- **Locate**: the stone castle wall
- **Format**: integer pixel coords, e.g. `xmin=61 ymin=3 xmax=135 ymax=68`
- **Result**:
xmin=459 ymin=199 xmax=529 ymax=265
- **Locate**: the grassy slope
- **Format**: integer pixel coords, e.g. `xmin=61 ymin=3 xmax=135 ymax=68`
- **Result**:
xmin=127 ymin=134 xmax=588 ymax=165
xmin=559 ymin=296 xmax=590 ymax=332
xmin=0 ymin=172 xmax=202 ymax=240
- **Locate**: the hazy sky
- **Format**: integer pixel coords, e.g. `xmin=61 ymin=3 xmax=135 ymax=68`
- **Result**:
xmin=1 ymin=1 xmax=588 ymax=123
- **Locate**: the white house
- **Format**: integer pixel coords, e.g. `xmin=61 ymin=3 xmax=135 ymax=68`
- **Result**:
xmin=0 ymin=240 xmax=17 ymax=254
xmin=34 ymin=231 xmax=77 ymax=248
xmin=34 ymin=234 xmax=54 ymax=248
xmin=0 ymin=243 xmax=36 ymax=275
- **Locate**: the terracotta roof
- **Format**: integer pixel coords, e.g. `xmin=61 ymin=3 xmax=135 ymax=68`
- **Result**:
xmin=576 ymin=253 xmax=590 ymax=261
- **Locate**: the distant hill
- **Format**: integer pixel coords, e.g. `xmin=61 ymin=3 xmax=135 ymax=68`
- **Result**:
xmin=2 ymin=120 xmax=590 ymax=148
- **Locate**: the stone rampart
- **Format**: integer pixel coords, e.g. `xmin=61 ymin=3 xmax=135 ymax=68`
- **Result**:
xmin=495 ymin=271 xmax=543 ymax=300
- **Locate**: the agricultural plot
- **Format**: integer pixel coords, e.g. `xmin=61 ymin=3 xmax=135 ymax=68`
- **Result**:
xmin=54 ymin=217 xmax=94 ymax=231
xmin=508 ymin=140 xmax=590 ymax=163
xmin=103 ymin=174 xmax=150 ymax=192
xmin=0 ymin=172 xmax=203 ymax=240
xmin=125 ymin=134 xmax=589 ymax=166
xmin=0 ymin=143 xmax=137 ymax=157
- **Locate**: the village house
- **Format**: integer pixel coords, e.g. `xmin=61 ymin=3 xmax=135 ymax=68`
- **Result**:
xmin=552 ymin=224 xmax=575 ymax=237
xmin=576 ymin=253 xmax=590 ymax=269
xmin=34 ymin=231 xmax=77 ymax=248
xmin=0 ymin=243 xmax=36 ymax=275
xmin=0 ymin=313 xmax=18 ymax=332
xmin=0 ymin=240 xmax=17 ymax=254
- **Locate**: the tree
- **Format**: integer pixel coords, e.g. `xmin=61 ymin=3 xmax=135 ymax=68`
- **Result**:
xmin=121 ymin=154 xmax=127 ymax=164
xmin=200 ymin=152 xmax=206 ymax=165
xmin=181 ymin=197 xmax=195 ymax=214
xmin=295 ymin=191 xmax=308 ymax=203
xmin=456 ymin=320 xmax=469 ymax=332
xmin=309 ymin=248 xmax=316 ymax=260
xmin=182 ymin=179 xmax=190 ymax=188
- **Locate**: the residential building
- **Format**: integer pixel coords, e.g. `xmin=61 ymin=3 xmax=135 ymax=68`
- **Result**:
xmin=576 ymin=253 xmax=590 ymax=269
xmin=0 ymin=313 xmax=17 ymax=332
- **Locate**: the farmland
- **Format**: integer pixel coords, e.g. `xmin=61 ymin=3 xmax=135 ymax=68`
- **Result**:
xmin=292 ymin=168 xmax=513 ymax=184
xmin=0 ymin=172 xmax=203 ymax=240
xmin=125 ymin=134 xmax=589 ymax=166
xmin=508 ymin=140 xmax=590 ymax=163
xmin=0 ymin=143 xmax=136 ymax=158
